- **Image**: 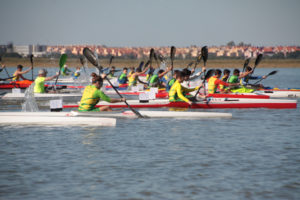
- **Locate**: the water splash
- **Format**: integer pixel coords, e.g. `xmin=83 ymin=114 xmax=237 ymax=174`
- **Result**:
xmin=22 ymin=83 xmax=39 ymax=112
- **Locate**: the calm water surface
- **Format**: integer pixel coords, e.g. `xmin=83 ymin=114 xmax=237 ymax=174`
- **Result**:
xmin=0 ymin=67 xmax=300 ymax=199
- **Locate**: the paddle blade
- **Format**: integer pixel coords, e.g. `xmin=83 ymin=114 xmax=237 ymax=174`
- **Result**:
xmin=109 ymin=56 xmax=114 ymax=66
xmin=144 ymin=60 xmax=150 ymax=69
xmin=170 ymin=46 xmax=176 ymax=60
xmin=79 ymin=56 xmax=84 ymax=66
xmin=59 ymin=54 xmax=67 ymax=69
xmin=268 ymin=70 xmax=277 ymax=76
xmin=83 ymin=47 xmax=99 ymax=67
xmin=0 ymin=56 xmax=2 ymax=62
xmin=150 ymin=48 xmax=155 ymax=60
xmin=137 ymin=61 xmax=144 ymax=71
xmin=255 ymin=54 xmax=263 ymax=67
xmin=30 ymin=54 xmax=34 ymax=64
xmin=201 ymin=46 xmax=208 ymax=66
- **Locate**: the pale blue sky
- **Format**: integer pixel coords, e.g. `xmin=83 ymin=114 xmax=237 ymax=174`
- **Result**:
xmin=1 ymin=0 xmax=299 ymax=47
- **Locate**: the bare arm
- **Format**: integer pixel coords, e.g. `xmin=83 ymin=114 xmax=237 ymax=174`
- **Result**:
xmin=44 ymin=74 xmax=59 ymax=81
xmin=109 ymin=97 xmax=126 ymax=103
xmin=18 ymin=67 xmax=33 ymax=75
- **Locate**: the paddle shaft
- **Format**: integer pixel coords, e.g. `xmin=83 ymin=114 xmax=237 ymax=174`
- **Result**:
xmin=253 ymin=71 xmax=277 ymax=85
xmin=30 ymin=56 xmax=33 ymax=81
xmin=0 ymin=57 xmax=10 ymax=78
xmin=104 ymin=77 xmax=144 ymax=118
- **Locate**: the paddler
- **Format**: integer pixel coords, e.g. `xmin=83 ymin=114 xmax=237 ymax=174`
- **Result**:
xmin=107 ymin=66 xmax=117 ymax=79
xmin=78 ymin=76 xmax=126 ymax=112
xmin=12 ymin=64 xmax=33 ymax=81
xmin=221 ymin=69 xmax=231 ymax=82
xmin=148 ymin=66 xmax=172 ymax=88
xmin=73 ymin=67 xmax=81 ymax=79
xmin=169 ymin=71 xmax=203 ymax=106
xmin=240 ymin=66 xmax=266 ymax=87
xmin=166 ymin=70 xmax=180 ymax=91
xmin=60 ymin=65 xmax=72 ymax=76
xmin=128 ymin=65 xmax=150 ymax=87
xmin=34 ymin=69 xmax=59 ymax=93
xmin=118 ymin=67 xmax=128 ymax=84
xmin=208 ymin=69 xmax=239 ymax=94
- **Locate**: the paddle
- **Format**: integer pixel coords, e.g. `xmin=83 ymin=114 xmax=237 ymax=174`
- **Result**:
xmin=109 ymin=56 xmax=114 ymax=67
xmin=136 ymin=61 xmax=144 ymax=72
xmin=83 ymin=47 xmax=144 ymax=118
xmin=54 ymin=54 xmax=67 ymax=89
xmin=149 ymin=48 xmax=155 ymax=68
xmin=242 ymin=58 xmax=250 ymax=72
xmin=170 ymin=46 xmax=176 ymax=76
xmin=0 ymin=56 xmax=10 ymax=78
xmin=79 ymin=56 xmax=87 ymax=73
xmin=30 ymin=54 xmax=34 ymax=81
xmin=193 ymin=69 xmax=215 ymax=99
xmin=253 ymin=70 xmax=277 ymax=85
xmin=252 ymin=54 xmax=263 ymax=74
xmin=246 ymin=53 xmax=263 ymax=84
xmin=200 ymin=46 xmax=208 ymax=95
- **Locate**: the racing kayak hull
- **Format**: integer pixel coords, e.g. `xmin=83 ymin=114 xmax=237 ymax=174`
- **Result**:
xmin=64 ymin=98 xmax=297 ymax=109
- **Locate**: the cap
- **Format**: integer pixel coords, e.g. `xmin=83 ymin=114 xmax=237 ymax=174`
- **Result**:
xmin=38 ymin=69 xmax=48 ymax=75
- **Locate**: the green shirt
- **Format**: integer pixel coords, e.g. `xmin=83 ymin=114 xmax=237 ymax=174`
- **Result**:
xmin=228 ymin=75 xmax=239 ymax=83
xmin=78 ymin=85 xmax=111 ymax=111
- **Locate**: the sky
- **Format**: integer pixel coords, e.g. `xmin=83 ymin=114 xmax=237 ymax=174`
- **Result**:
xmin=0 ymin=0 xmax=300 ymax=47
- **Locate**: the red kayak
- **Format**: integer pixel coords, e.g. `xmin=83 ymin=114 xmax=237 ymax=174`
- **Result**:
xmin=0 ymin=80 xmax=33 ymax=89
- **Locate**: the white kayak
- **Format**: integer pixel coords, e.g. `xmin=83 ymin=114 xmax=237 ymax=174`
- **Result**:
xmin=0 ymin=112 xmax=116 ymax=126
xmin=254 ymin=90 xmax=300 ymax=98
xmin=1 ymin=92 xmax=82 ymax=101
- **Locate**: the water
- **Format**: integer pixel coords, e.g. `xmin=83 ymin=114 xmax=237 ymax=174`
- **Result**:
xmin=0 ymin=67 xmax=300 ymax=199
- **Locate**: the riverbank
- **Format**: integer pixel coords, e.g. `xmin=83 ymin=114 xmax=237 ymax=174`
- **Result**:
xmin=1 ymin=57 xmax=300 ymax=68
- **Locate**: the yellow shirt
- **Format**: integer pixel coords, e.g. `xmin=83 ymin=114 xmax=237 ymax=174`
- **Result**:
xmin=34 ymin=77 xmax=46 ymax=93
xmin=169 ymin=80 xmax=198 ymax=103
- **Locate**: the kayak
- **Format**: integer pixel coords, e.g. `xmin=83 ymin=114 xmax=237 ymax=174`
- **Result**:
xmin=0 ymin=110 xmax=232 ymax=120
xmin=64 ymin=98 xmax=297 ymax=109
xmin=0 ymin=80 xmax=33 ymax=89
xmin=0 ymin=112 xmax=116 ymax=126
xmin=254 ymin=90 xmax=300 ymax=98
xmin=105 ymin=90 xmax=270 ymax=99
xmin=1 ymin=92 xmax=82 ymax=102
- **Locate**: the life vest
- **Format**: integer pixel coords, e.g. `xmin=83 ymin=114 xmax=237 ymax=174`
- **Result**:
xmin=128 ymin=74 xmax=137 ymax=86
xmin=12 ymin=71 xmax=19 ymax=81
xmin=34 ymin=77 xmax=46 ymax=93
xmin=166 ymin=78 xmax=176 ymax=91
xmin=118 ymin=73 xmax=127 ymax=84
xmin=208 ymin=76 xmax=218 ymax=94
xmin=220 ymin=75 xmax=228 ymax=90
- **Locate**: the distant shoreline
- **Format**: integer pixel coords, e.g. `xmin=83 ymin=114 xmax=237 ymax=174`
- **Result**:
xmin=1 ymin=57 xmax=300 ymax=68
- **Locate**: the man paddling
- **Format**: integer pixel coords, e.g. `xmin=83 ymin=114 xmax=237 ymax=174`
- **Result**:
xmin=34 ymin=69 xmax=59 ymax=93
xmin=208 ymin=69 xmax=239 ymax=94
xmin=128 ymin=65 xmax=150 ymax=87
xmin=78 ymin=76 xmax=125 ymax=112
xmin=148 ymin=66 xmax=172 ymax=88
xmin=240 ymin=66 xmax=266 ymax=88
xmin=12 ymin=64 xmax=33 ymax=81
xmin=118 ymin=67 xmax=128 ymax=84
xmin=169 ymin=71 xmax=203 ymax=106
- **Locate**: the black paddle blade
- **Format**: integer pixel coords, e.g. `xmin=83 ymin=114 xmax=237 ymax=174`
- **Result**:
xmin=268 ymin=70 xmax=277 ymax=76
xmin=0 ymin=56 xmax=2 ymax=62
xmin=137 ymin=61 xmax=144 ymax=71
xmin=83 ymin=47 xmax=99 ymax=67
xmin=201 ymin=46 xmax=208 ymax=66
xmin=170 ymin=46 xmax=176 ymax=60
xmin=255 ymin=54 xmax=263 ymax=67
xmin=109 ymin=56 xmax=114 ymax=66
xmin=150 ymin=48 xmax=155 ymax=60
xmin=30 ymin=54 xmax=33 ymax=64
xmin=79 ymin=57 xmax=84 ymax=66
xmin=149 ymin=67 xmax=155 ymax=74
xmin=244 ymin=58 xmax=250 ymax=67
xmin=144 ymin=60 xmax=150 ymax=69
